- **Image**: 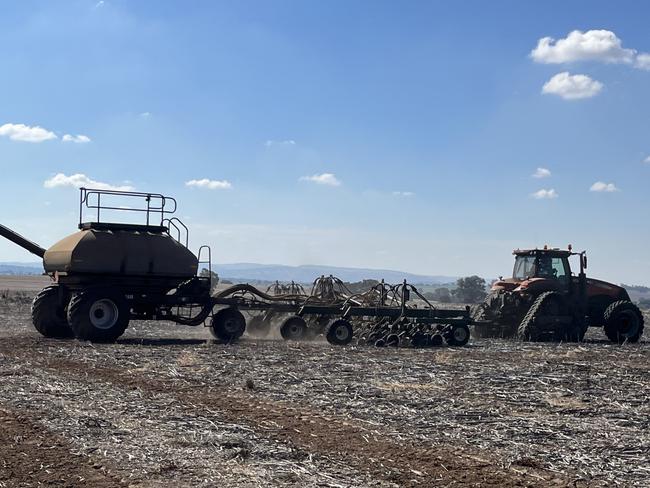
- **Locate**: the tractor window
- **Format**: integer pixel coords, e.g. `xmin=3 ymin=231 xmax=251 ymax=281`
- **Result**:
xmin=513 ymin=256 xmax=536 ymax=279
xmin=551 ymin=257 xmax=569 ymax=285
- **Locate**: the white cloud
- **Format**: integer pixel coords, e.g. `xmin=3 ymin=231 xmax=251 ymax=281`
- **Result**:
xmin=590 ymin=181 xmax=619 ymax=192
xmin=265 ymin=140 xmax=296 ymax=147
xmin=531 ymin=29 xmax=650 ymax=70
xmin=44 ymin=173 xmax=135 ymax=191
xmin=0 ymin=123 xmax=57 ymax=143
xmin=636 ymin=53 xmax=650 ymax=70
xmin=532 ymin=167 xmax=551 ymax=178
xmin=531 ymin=189 xmax=558 ymax=200
xmin=95 ymin=1 xmax=105 ymax=7
xmin=542 ymin=72 xmax=603 ymax=100
xmin=392 ymin=191 xmax=414 ymax=197
xmin=644 ymin=156 xmax=650 ymax=164
xmin=185 ymin=178 xmax=232 ymax=190
xmin=139 ymin=112 xmax=151 ymax=119
xmin=299 ymin=173 xmax=341 ymax=186
xmin=62 ymin=134 xmax=91 ymax=144
xmin=531 ymin=30 xmax=636 ymax=64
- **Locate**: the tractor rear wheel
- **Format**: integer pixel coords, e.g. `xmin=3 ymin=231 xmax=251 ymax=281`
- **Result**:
xmin=280 ymin=316 xmax=307 ymax=341
xmin=67 ymin=289 xmax=130 ymax=343
xmin=210 ymin=308 xmax=246 ymax=341
xmin=31 ymin=285 xmax=73 ymax=338
xmin=325 ymin=319 xmax=353 ymax=346
xmin=603 ymin=301 xmax=644 ymax=344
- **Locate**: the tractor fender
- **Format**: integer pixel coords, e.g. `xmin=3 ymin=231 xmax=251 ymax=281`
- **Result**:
xmin=514 ymin=278 xmax=562 ymax=294
xmin=582 ymin=278 xmax=630 ymax=301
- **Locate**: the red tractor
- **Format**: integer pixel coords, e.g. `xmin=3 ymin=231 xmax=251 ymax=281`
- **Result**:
xmin=472 ymin=247 xmax=644 ymax=343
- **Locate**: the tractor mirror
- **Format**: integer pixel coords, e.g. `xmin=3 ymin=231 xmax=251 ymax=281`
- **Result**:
xmin=582 ymin=255 xmax=588 ymax=269
xmin=403 ymin=288 xmax=410 ymax=301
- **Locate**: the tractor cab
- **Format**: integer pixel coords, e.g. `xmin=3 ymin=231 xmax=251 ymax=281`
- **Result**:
xmin=491 ymin=246 xmax=587 ymax=295
xmin=512 ymin=249 xmax=572 ymax=287
xmin=511 ymin=247 xmax=588 ymax=296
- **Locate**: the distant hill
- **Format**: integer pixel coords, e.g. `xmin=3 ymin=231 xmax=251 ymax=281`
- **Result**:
xmin=0 ymin=261 xmax=458 ymax=285
xmin=211 ymin=263 xmax=457 ymax=285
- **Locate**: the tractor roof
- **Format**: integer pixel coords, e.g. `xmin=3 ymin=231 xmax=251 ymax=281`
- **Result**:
xmin=513 ymin=248 xmax=572 ymax=258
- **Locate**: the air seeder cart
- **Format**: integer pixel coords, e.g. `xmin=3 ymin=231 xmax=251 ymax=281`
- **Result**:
xmin=0 ymin=188 xmax=472 ymax=347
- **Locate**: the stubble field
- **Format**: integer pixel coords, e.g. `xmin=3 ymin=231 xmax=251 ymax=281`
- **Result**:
xmin=0 ymin=276 xmax=649 ymax=487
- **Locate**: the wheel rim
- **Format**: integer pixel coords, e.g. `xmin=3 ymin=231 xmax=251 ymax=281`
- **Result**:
xmin=223 ymin=317 xmax=242 ymax=334
xmin=617 ymin=310 xmax=639 ymax=337
xmin=287 ymin=323 xmax=302 ymax=338
xmin=89 ymin=299 xmax=119 ymax=329
xmin=452 ymin=326 xmax=468 ymax=343
xmin=334 ymin=324 xmax=350 ymax=341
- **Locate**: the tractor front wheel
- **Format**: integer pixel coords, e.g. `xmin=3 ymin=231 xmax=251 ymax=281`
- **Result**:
xmin=67 ymin=289 xmax=130 ymax=343
xmin=603 ymin=301 xmax=644 ymax=344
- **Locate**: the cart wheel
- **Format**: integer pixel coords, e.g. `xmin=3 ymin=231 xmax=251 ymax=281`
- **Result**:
xmin=446 ymin=323 xmax=470 ymax=347
xmin=210 ymin=308 xmax=246 ymax=342
xmin=326 ymin=319 xmax=353 ymax=346
xmin=67 ymin=288 xmax=130 ymax=343
xmin=31 ymin=285 xmax=73 ymax=339
xmin=280 ymin=316 xmax=307 ymax=341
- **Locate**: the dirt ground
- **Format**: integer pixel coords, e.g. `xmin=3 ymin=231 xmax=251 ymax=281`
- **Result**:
xmin=0 ymin=279 xmax=649 ymax=487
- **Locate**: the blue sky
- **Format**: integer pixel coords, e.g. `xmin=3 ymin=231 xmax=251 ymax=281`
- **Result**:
xmin=1 ymin=0 xmax=649 ymax=284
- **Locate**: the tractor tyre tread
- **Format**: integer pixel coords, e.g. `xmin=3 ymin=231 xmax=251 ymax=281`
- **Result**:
xmin=517 ymin=291 xmax=562 ymax=342
xmin=31 ymin=285 xmax=73 ymax=338
xmin=67 ymin=289 xmax=130 ymax=343
xmin=603 ymin=300 xmax=644 ymax=344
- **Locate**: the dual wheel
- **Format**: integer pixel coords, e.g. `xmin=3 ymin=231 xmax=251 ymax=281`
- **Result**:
xmin=31 ymin=285 xmax=130 ymax=342
xmin=279 ymin=315 xmax=354 ymax=345
xmin=518 ymin=293 xmax=644 ymax=344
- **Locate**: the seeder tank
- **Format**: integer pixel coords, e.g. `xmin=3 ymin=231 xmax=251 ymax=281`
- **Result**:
xmin=0 ymin=188 xmax=213 ymax=342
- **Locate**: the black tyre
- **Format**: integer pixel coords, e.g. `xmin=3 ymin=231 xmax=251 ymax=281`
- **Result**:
xmin=603 ymin=301 xmax=644 ymax=344
xmin=446 ymin=323 xmax=470 ymax=346
xmin=325 ymin=319 xmax=353 ymax=346
xmin=210 ymin=308 xmax=246 ymax=341
xmin=246 ymin=314 xmax=271 ymax=337
xmin=67 ymin=289 xmax=130 ymax=343
xmin=518 ymin=291 xmax=564 ymax=342
xmin=280 ymin=316 xmax=307 ymax=341
xmin=31 ymin=285 xmax=73 ymax=338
